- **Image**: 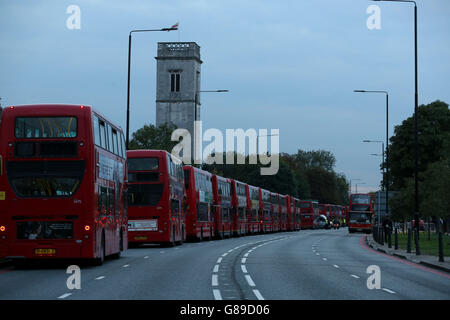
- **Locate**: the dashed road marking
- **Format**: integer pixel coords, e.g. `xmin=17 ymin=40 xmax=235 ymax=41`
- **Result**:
xmin=333 ymin=264 xmax=339 ymax=268
xmin=245 ymin=275 xmax=256 ymax=287
xmin=382 ymin=288 xmax=396 ymax=294
xmin=241 ymin=258 xmax=247 ymax=264
xmin=212 ymin=274 xmax=219 ymax=286
xmin=351 ymin=275 xmax=360 ymax=279
xmin=213 ymin=264 xmax=220 ymax=273
xmin=58 ymin=293 xmax=72 ymax=299
xmin=213 ymin=289 xmax=222 ymax=300
xmin=253 ymin=289 xmax=265 ymax=300
xmin=95 ymin=276 xmax=105 ymax=280
xmin=241 ymin=265 xmax=248 ymax=273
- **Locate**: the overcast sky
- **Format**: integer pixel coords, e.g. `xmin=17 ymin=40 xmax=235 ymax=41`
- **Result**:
xmin=1 ymin=0 xmax=449 ymax=194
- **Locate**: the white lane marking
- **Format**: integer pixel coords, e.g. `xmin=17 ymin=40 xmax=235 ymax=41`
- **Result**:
xmin=245 ymin=275 xmax=256 ymax=287
xmin=95 ymin=276 xmax=105 ymax=280
xmin=217 ymin=257 xmax=223 ymax=264
xmin=241 ymin=265 xmax=248 ymax=273
xmin=316 ymin=253 xmax=320 ymax=256
xmin=253 ymin=289 xmax=265 ymax=300
xmin=213 ymin=264 xmax=220 ymax=273
xmin=58 ymin=293 xmax=72 ymax=299
xmin=221 ymin=252 xmax=228 ymax=257
xmin=227 ymin=249 xmax=233 ymax=253
xmin=144 ymin=256 xmax=149 ymax=259
xmin=244 ymin=252 xmax=249 ymax=257
xmin=333 ymin=265 xmax=339 ymax=268
xmin=382 ymin=288 xmax=396 ymax=294
xmin=241 ymin=258 xmax=247 ymax=264
xmin=213 ymin=289 xmax=222 ymax=300
xmin=322 ymin=258 xmax=327 ymax=261
xmin=122 ymin=264 xmax=130 ymax=268
xmin=212 ymin=275 xmax=219 ymax=286
xmin=350 ymin=275 xmax=360 ymax=279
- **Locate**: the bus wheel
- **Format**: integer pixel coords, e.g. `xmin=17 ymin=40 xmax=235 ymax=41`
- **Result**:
xmin=93 ymin=233 xmax=105 ymax=266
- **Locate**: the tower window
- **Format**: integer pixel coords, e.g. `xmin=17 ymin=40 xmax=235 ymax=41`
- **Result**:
xmin=171 ymin=73 xmax=181 ymax=92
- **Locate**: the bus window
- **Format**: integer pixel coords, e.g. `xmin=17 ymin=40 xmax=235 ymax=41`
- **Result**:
xmin=99 ymin=120 xmax=107 ymax=149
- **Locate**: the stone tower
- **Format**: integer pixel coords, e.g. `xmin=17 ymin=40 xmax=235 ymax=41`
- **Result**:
xmin=155 ymin=42 xmax=202 ymax=157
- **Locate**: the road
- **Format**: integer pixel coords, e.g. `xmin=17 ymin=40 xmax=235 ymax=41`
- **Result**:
xmin=0 ymin=228 xmax=449 ymax=300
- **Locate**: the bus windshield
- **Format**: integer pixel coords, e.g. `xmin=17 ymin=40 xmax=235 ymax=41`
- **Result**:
xmin=6 ymin=160 xmax=84 ymax=198
xmin=128 ymin=184 xmax=164 ymax=206
xmin=351 ymin=204 xmax=371 ymax=211
xmin=349 ymin=212 xmax=371 ymax=222
xmin=15 ymin=117 xmax=77 ymax=138
xmin=128 ymin=158 xmax=159 ymax=171
xmin=351 ymin=194 xmax=371 ymax=204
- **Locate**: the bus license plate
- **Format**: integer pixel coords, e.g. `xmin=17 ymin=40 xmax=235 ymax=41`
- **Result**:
xmin=134 ymin=236 xmax=148 ymax=241
xmin=34 ymin=248 xmax=56 ymax=256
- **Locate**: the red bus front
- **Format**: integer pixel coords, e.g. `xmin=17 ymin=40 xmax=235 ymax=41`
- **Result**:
xmin=260 ymin=189 xmax=272 ymax=233
xmin=247 ymin=185 xmax=260 ymax=234
xmin=293 ymin=198 xmax=302 ymax=231
xmin=348 ymin=193 xmax=373 ymax=234
xmin=231 ymin=179 xmax=248 ymax=237
xmin=183 ymin=166 xmax=214 ymax=241
xmin=127 ymin=150 xmax=185 ymax=245
xmin=300 ymin=200 xmax=319 ymax=229
xmin=0 ymin=105 xmax=127 ymax=264
xmin=271 ymin=193 xmax=280 ymax=232
xmin=279 ymin=195 xmax=288 ymax=231
xmin=212 ymin=175 xmax=233 ymax=239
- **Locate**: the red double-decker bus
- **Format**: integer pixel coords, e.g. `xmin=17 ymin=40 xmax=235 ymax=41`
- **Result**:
xmin=287 ymin=196 xmax=295 ymax=231
xmin=348 ymin=193 xmax=373 ymax=234
xmin=271 ymin=193 xmax=280 ymax=232
xmin=247 ymin=185 xmax=261 ymax=234
xmin=183 ymin=166 xmax=214 ymax=240
xmin=127 ymin=150 xmax=185 ymax=246
xmin=260 ymin=188 xmax=272 ymax=233
xmin=212 ymin=174 xmax=233 ymax=239
xmin=231 ymin=179 xmax=248 ymax=237
xmin=292 ymin=197 xmax=302 ymax=231
xmin=300 ymin=200 xmax=319 ymax=229
xmin=0 ymin=104 xmax=127 ymax=265
xmin=279 ymin=195 xmax=288 ymax=231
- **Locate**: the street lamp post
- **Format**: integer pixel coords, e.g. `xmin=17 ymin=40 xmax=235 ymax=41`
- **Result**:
xmin=194 ymin=90 xmax=229 ymax=122
xmin=371 ymin=0 xmax=419 ymax=254
xmin=354 ymin=90 xmax=389 ymax=220
xmin=349 ymin=178 xmax=361 ymax=197
xmin=126 ymin=25 xmax=178 ymax=150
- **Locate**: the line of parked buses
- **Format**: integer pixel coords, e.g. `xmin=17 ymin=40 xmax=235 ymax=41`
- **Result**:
xmin=0 ymin=105 xmax=372 ymax=266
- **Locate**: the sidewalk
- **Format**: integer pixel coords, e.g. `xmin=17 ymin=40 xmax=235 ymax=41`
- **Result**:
xmin=366 ymin=234 xmax=450 ymax=274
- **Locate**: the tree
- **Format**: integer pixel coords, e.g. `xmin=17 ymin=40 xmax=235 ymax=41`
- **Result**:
xmin=128 ymin=122 xmax=178 ymax=152
xmin=420 ymin=159 xmax=450 ymax=219
xmin=390 ymin=177 xmax=415 ymax=222
xmin=387 ymin=100 xmax=450 ymax=190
